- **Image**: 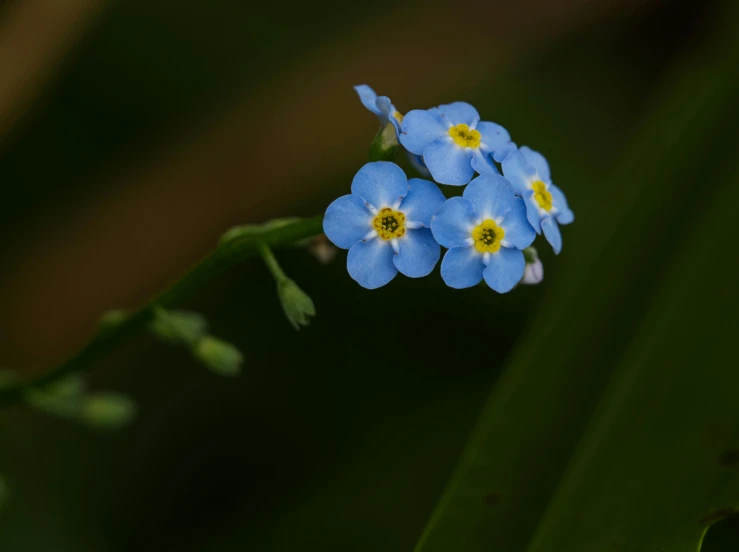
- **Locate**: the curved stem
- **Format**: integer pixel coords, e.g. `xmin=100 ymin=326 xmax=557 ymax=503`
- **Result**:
xmin=0 ymin=215 xmax=324 ymax=406
xmin=257 ymin=242 xmax=288 ymax=283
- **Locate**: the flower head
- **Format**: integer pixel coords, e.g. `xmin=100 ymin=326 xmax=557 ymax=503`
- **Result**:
xmin=323 ymin=162 xmax=446 ymax=289
xmin=502 ymin=146 xmax=574 ymax=254
xmin=431 ymin=174 xmax=536 ymax=292
xmin=400 ymin=102 xmax=515 ymax=185
xmin=354 ymin=85 xmax=404 ymax=137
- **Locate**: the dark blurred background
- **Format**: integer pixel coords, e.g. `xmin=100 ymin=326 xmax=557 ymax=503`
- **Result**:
xmin=0 ymin=0 xmax=737 ymax=550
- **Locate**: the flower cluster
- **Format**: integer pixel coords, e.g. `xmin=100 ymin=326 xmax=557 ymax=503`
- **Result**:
xmin=323 ymin=85 xmax=574 ymax=291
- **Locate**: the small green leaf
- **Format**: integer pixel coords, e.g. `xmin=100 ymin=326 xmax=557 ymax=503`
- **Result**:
xmin=82 ymin=392 xmax=137 ymax=430
xmin=149 ymin=308 xmax=208 ymax=346
xmin=277 ymin=278 xmax=316 ymax=330
xmin=193 ymin=335 xmax=243 ymax=377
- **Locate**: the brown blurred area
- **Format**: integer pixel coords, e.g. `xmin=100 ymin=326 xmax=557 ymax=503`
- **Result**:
xmin=0 ymin=0 xmax=106 ymax=145
xmin=0 ymin=0 xmax=656 ymax=369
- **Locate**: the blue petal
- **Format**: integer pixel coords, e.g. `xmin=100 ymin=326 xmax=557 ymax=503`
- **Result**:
xmin=492 ymin=141 xmax=518 ymax=163
xmin=400 ymin=178 xmax=446 ymax=227
xmin=542 ymin=217 xmax=562 ymax=254
xmin=520 ymin=146 xmax=550 ymax=181
xmin=354 ymin=85 xmax=382 ymax=117
xmin=440 ymin=247 xmax=485 ymax=289
xmin=393 ymin=228 xmax=440 ymax=278
xmin=351 ymin=162 xmax=408 ymax=208
xmin=500 ymin=197 xmax=536 ymax=249
xmin=376 ymin=95 xmax=400 ymax=134
xmin=399 ymin=110 xmax=447 ymax=155
xmin=431 ymin=197 xmax=478 ymax=248
xmin=557 ymin=209 xmax=574 ymax=225
xmin=376 ymin=95 xmax=395 ymax=118
xmin=407 ymin=152 xmax=431 ymax=177
xmin=483 ymin=248 xmax=525 ymax=293
xmin=347 ymin=238 xmax=398 ymax=289
xmin=462 ymin=174 xmax=518 ymax=219
xmin=423 ymin=139 xmax=475 ymax=185
xmin=476 ymin=121 xmax=515 ymax=162
xmin=436 ymin=102 xmax=480 ymax=127
xmin=523 ymin=192 xmax=543 ymax=233
xmin=471 ymin=150 xmax=501 ymax=175
xmin=501 ymin=149 xmax=536 ymax=195
xmin=323 ymin=194 xmax=372 ymax=249
xmin=551 ymin=185 xmax=574 ymax=224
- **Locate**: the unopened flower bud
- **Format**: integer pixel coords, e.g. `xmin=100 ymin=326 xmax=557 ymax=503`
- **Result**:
xmin=193 ymin=336 xmax=243 ymax=377
xmin=277 ymin=278 xmax=316 ymax=330
xmin=82 ymin=393 xmax=137 ymax=430
xmin=521 ymin=247 xmax=544 ymax=285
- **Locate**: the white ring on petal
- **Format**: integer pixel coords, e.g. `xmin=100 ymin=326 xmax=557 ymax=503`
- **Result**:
xmin=362 ymin=230 xmax=378 ymax=241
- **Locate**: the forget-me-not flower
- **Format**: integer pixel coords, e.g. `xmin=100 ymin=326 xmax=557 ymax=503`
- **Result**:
xmin=502 ymin=146 xmax=574 ymax=254
xmin=400 ymin=102 xmax=515 ymax=185
xmin=355 ymin=85 xmax=432 ymax=177
xmin=431 ymin=174 xmax=535 ymax=292
xmin=355 ymin=85 xmax=404 ymax=137
xmin=323 ymin=162 xmax=446 ymax=289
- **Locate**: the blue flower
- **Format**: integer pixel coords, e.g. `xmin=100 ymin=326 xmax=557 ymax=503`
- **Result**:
xmin=355 ymin=85 xmax=432 ymax=177
xmin=501 ymin=146 xmax=574 ymax=254
xmin=431 ymin=174 xmax=536 ymax=292
xmin=323 ymin=162 xmax=446 ymax=289
xmin=354 ymin=85 xmax=403 ymax=137
xmin=399 ymin=102 xmax=516 ymax=186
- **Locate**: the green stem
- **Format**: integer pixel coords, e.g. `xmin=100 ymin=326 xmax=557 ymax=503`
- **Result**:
xmin=0 ymin=215 xmax=324 ymax=406
xmin=257 ymin=242 xmax=288 ymax=283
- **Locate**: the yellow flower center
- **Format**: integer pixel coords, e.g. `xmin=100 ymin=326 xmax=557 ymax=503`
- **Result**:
xmin=449 ymin=123 xmax=481 ymax=148
xmin=372 ymin=208 xmax=406 ymax=240
xmin=393 ymin=111 xmax=404 ymax=123
xmin=532 ymin=180 xmax=553 ymax=212
xmin=472 ymin=219 xmax=505 ymax=254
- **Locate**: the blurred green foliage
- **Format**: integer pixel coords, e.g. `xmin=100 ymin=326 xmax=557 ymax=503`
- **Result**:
xmin=416 ymin=23 xmax=739 ymax=547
